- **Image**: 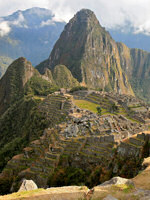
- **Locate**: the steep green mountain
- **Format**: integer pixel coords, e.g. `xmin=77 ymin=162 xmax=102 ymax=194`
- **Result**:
xmin=53 ymin=65 xmax=79 ymax=88
xmin=37 ymin=9 xmax=150 ymax=102
xmin=0 ymin=57 xmax=67 ymax=176
xmin=0 ymin=56 xmax=13 ymax=78
xmin=0 ymin=57 xmax=78 ymax=116
xmin=0 ymin=57 xmax=38 ymax=115
xmin=0 ymin=7 xmax=65 ymax=66
xmin=118 ymin=43 xmax=150 ymax=102
xmin=0 ymin=56 xmax=78 ymax=117
xmin=36 ymin=64 xmax=80 ymax=89
xmin=37 ymin=9 xmax=134 ymax=95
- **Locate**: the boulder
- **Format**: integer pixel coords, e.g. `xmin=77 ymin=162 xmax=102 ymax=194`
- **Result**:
xmin=18 ymin=179 xmax=38 ymax=192
xmin=99 ymin=177 xmax=134 ymax=187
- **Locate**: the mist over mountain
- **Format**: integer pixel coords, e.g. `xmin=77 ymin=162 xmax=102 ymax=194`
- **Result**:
xmin=108 ymin=23 xmax=150 ymax=53
xmin=0 ymin=7 xmax=65 ymax=66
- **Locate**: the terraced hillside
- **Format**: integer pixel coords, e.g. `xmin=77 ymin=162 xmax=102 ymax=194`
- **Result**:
xmin=73 ymin=90 xmax=150 ymax=125
xmin=37 ymin=93 xmax=72 ymax=126
xmin=0 ymin=95 xmax=149 ymax=193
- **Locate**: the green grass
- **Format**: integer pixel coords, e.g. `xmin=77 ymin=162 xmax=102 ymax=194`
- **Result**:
xmin=74 ymin=100 xmax=99 ymax=113
xmin=33 ymin=96 xmax=45 ymax=101
xmin=0 ymin=189 xmax=44 ymax=199
xmin=74 ymin=99 xmax=107 ymax=114
xmin=74 ymin=99 xmax=142 ymax=125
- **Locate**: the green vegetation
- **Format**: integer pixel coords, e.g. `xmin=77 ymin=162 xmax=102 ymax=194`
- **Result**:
xmin=0 ymin=96 xmax=41 ymax=171
xmin=0 ymin=57 xmax=35 ymax=115
xmin=0 ymin=176 xmax=13 ymax=195
xmin=48 ymin=167 xmax=87 ymax=187
xmin=24 ymin=75 xmax=59 ymax=96
xmin=53 ymin=65 xmax=80 ymax=88
xmin=0 ymin=188 xmax=44 ymax=198
xmin=74 ymin=100 xmax=99 ymax=113
xmin=70 ymin=86 xmax=88 ymax=93
xmin=97 ymin=106 xmax=102 ymax=116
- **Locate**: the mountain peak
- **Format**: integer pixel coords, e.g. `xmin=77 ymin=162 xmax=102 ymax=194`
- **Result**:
xmin=45 ymin=9 xmax=134 ymax=96
xmin=76 ymin=9 xmax=95 ymax=17
xmin=0 ymin=57 xmax=37 ymax=115
xmin=23 ymin=7 xmax=53 ymax=17
xmin=70 ymin=8 xmax=99 ymax=25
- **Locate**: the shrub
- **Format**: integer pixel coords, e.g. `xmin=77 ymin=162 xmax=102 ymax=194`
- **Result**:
xmin=97 ymin=106 xmax=102 ymax=116
xmin=70 ymin=86 xmax=88 ymax=93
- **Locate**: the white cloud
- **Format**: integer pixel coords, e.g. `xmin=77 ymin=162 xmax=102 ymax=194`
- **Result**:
xmin=11 ymin=12 xmax=26 ymax=27
xmin=9 ymin=12 xmax=28 ymax=28
xmin=40 ymin=17 xmax=65 ymax=27
xmin=40 ymin=19 xmax=56 ymax=27
xmin=46 ymin=0 xmax=150 ymax=35
xmin=0 ymin=0 xmax=150 ymax=35
xmin=0 ymin=12 xmax=28 ymax=37
xmin=0 ymin=20 xmax=11 ymax=37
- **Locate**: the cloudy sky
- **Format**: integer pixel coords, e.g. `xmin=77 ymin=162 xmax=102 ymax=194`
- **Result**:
xmin=0 ymin=0 xmax=150 ymax=34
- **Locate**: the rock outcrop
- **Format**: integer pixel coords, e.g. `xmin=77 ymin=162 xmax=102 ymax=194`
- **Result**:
xmin=18 ymin=179 xmax=38 ymax=192
xmin=118 ymin=42 xmax=150 ymax=102
xmin=99 ymin=176 xmax=134 ymax=187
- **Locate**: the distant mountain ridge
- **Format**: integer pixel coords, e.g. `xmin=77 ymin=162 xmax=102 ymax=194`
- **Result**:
xmin=0 ymin=7 xmax=65 ymax=66
xmin=108 ymin=23 xmax=150 ymax=53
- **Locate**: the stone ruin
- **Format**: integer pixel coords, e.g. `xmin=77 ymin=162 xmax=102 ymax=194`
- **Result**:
xmin=0 ymin=93 xmax=150 ymax=192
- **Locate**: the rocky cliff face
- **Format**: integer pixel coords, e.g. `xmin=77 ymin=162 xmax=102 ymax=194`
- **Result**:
xmin=38 ymin=9 xmax=133 ymax=95
xmin=118 ymin=43 xmax=150 ymax=102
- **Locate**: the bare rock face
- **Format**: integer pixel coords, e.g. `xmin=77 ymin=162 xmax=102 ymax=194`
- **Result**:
xmin=99 ymin=176 xmax=134 ymax=187
xmin=18 ymin=179 xmax=38 ymax=192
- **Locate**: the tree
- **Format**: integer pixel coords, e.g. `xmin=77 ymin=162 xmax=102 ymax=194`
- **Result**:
xmin=97 ymin=106 xmax=102 ymax=116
